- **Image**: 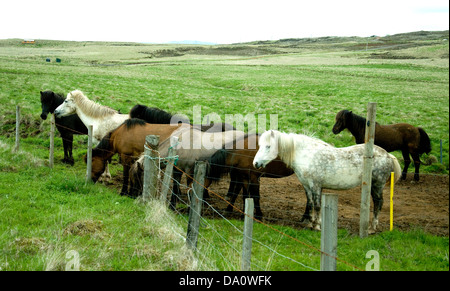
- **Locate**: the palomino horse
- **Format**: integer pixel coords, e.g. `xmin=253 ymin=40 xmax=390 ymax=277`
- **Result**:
xmin=253 ymin=130 xmax=401 ymax=231
xmin=128 ymin=127 xmax=245 ymax=208
xmin=39 ymin=90 xmax=88 ymax=165
xmin=206 ymin=134 xmax=294 ymax=219
xmin=88 ymin=118 xmax=190 ymax=196
xmin=332 ymin=110 xmax=431 ymax=181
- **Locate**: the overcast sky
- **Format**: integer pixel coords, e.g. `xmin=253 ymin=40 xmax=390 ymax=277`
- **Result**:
xmin=1 ymin=0 xmax=448 ymax=44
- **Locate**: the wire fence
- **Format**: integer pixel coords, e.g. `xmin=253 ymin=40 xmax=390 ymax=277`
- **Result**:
xmin=12 ymin=107 xmax=449 ymax=270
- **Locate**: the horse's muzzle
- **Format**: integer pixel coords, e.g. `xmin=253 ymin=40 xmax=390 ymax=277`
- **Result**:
xmin=253 ymin=162 xmax=263 ymax=170
xmin=40 ymin=112 xmax=48 ymax=120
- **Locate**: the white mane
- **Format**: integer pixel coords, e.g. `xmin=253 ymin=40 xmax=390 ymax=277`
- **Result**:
xmin=69 ymin=90 xmax=118 ymax=118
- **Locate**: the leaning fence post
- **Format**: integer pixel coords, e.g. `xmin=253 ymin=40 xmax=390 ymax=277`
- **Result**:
xmin=14 ymin=105 xmax=20 ymax=152
xmin=360 ymin=102 xmax=376 ymax=238
xmin=320 ymin=193 xmax=338 ymax=271
xmin=142 ymin=135 xmax=160 ymax=202
xmin=186 ymin=160 xmax=207 ymax=251
xmin=85 ymin=125 xmax=93 ymax=185
xmin=160 ymin=136 xmax=179 ymax=204
xmin=49 ymin=113 xmax=55 ymax=168
xmin=241 ymin=198 xmax=254 ymax=271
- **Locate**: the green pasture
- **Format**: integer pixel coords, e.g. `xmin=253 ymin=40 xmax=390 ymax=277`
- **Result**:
xmin=0 ymin=33 xmax=448 ymax=270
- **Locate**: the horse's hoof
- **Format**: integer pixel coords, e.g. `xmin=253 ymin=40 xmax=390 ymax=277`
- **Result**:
xmin=401 ymin=172 xmax=407 ymax=180
xmin=414 ymin=174 xmax=420 ymax=181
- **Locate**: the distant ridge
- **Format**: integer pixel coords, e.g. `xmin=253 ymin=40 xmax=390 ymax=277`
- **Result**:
xmin=168 ymin=40 xmax=217 ymax=45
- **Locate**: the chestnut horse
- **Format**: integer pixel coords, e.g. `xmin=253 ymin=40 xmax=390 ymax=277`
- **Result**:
xmin=87 ymin=118 xmax=190 ymax=196
xmin=332 ymin=110 xmax=431 ymax=181
xmin=207 ymin=134 xmax=294 ymax=219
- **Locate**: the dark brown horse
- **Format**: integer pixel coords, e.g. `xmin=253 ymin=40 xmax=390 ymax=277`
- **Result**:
xmin=87 ymin=118 xmax=190 ymax=196
xmin=206 ymin=134 xmax=294 ymax=219
xmin=332 ymin=110 xmax=431 ymax=181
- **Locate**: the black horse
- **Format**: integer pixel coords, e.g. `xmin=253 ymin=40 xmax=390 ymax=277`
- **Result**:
xmin=40 ymin=90 xmax=88 ymax=165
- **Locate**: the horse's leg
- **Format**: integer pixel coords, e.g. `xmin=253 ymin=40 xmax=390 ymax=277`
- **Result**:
xmin=300 ymin=185 xmax=314 ymax=228
xmin=120 ymin=162 xmax=131 ymax=197
xmin=401 ymin=150 xmax=411 ymax=180
xmin=61 ymin=132 xmax=74 ymax=165
xmin=225 ymin=170 xmax=242 ymax=213
xmin=411 ymin=152 xmax=421 ymax=181
xmin=311 ymin=186 xmax=322 ymax=231
xmin=248 ymin=174 xmax=263 ymax=220
xmin=369 ymin=182 xmax=384 ymax=233
xmin=170 ymin=170 xmax=183 ymax=210
xmin=99 ymin=161 xmax=112 ymax=183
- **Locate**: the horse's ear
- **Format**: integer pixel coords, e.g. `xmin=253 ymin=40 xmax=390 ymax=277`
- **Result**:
xmin=270 ymin=130 xmax=275 ymax=138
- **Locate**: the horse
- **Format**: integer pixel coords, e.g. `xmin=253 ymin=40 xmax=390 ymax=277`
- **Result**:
xmin=332 ymin=110 xmax=431 ymax=181
xmin=54 ymin=90 xmax=129 ymax=143
xmin=39 ymin=90 xmax=88 ymax=165
xmin=128 ymin=127 xmax=245 ymax=208
xmin=206 ymin=134 xmax=294 ymax=219
xmin=253 ymin=130 xmax=402 ymax=231
xmin=129 ymin=104 xmax=236 ymax=132
xmin=88 ymin=118 xmax=190 ymax=196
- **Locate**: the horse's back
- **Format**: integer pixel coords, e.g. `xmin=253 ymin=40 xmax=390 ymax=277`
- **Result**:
xmin=376 ymin=123 xmax=420 ymax=152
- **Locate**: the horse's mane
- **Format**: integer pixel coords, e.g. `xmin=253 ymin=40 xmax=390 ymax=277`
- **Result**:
xmin=130 ymin=104 xmax=190 ymax=124
xmin=123 ymin=118 xmax=147 ymax=129
xmin=275 ymin=131 xmax=296 ymax=169
xmin=69 ymin=90 xmax=118 ymax=118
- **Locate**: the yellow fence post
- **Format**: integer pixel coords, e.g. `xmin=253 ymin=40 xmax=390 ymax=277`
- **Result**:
xmin=390 ymin=172 xmax=394 ymax=231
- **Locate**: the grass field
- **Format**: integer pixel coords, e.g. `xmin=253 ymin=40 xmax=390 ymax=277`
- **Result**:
xmin=0 ymin=31 xmax=448 ymax=271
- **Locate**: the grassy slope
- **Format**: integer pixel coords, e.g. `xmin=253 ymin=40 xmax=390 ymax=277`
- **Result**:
xmin=0 ymin=32 xmax=448 ymax=270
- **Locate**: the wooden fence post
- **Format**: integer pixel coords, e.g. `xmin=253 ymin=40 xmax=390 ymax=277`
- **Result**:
xmin=186 ymin=161 xmax=207 ymax=251
xmin=14 ymin=105 xmax=20 ymax=152
xmin=241 ymin=198 xmax=254 ymax=271
xmin=360 ymin=102 xmax=377 ymax=238
xmin=49 ymin=113 xmax=55 ymax=168
xmin=320 ymin=193 xmax=338 ymax=271
xmin=160 ymin=136 xmax=179 ymax=204
xmin=142 ymin=135 xmax=160 ymax=202
xmin=85 ymin=125 xmax=93 ymax=185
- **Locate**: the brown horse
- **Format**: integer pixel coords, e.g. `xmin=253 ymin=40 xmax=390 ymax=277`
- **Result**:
xmin=332 ymin=110 xmax=431 ymax=181
xmin=206 ymin=134 xmax=294 ymax=219
xmin=87 ymin=118 xmax=190 ymax=196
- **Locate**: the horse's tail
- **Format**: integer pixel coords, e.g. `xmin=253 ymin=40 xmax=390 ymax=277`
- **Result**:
xmin=206 ymin=149 xmax=230 ymax=183
xmin=417 ymin=127 xmax=432 ymax=155
xmin=389 ymin=153 xmax=402 ymax=184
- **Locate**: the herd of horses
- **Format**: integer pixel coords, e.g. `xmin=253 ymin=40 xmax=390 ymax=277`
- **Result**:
xmin=40 ymin=90 xmax=432 ymax=231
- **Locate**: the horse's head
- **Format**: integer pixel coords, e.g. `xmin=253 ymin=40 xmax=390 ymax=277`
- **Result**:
xmin=85 ymin=154 xmax=107 ymax=183
xmin=54 ymin=92 xmax=76 ymax=118
xmin=40 ymin=91 xmax=56 ymax=120
xmin=332 ymin=110 xmax=351 ymax=134
xmin=253 ymin=130 xmax=279 ymax=169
